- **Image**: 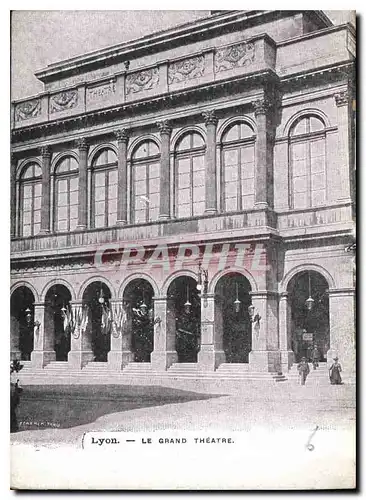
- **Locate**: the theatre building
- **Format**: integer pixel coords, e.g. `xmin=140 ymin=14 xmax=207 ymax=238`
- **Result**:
xmin=10 ymin=10 xmax=356 ymax=382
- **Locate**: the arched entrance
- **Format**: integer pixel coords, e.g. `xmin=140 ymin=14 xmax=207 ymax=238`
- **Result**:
xmin=288 ymin=271 xmax=329 ymax=362
xmin=167 ymin=276 xmax=201 ymax=363
xmin=82 ymin=281 xmax=112 ymax=362
xmin=123 ymin=279 xmax=154 ymax=362
xmin=215 ymin=272 xmax=252 ymax=363
xmin=10 ymin=286 xmax=35 ymax=361
xmin=44 ymin=284 xmax=72 ymax=361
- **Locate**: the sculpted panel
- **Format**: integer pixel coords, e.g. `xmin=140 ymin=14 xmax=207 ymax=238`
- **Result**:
xmin=15 ymin=99 xmax=41 ymax=122
xmin=214 ymin=41 xmax=255 ymax=73
xmin=50 ymin=90 xmax=78 ymax=114
xmin=168 ymin=55 xmax=205 ymax=84
xmin=125 ymin=67 xmax=159 ymax=95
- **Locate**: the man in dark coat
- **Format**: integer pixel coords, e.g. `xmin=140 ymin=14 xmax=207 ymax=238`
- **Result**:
xmin=311 ymin=344 xmax=321 ymax=370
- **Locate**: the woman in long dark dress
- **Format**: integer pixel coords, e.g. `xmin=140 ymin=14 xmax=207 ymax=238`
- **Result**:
xmin=329 ymin=357 xmax=342 ymax=385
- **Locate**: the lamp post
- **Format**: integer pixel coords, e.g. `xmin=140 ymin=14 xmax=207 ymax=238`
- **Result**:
xmin=234 ymin=283 xmax=241 ymax=313
xmin=305 ymin=272 xmax=315 ymax=311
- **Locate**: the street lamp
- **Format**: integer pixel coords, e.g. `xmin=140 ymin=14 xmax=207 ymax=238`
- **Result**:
xmin=234 ymin=283 xmax=241 ymax=313
xmin=305 ymin=273 xmax=315 ymax=311
xmin=184 ymin=285 xmax=192 ymax=314
xmin=98 ymin=288 xmax=105 ymax=305
xmin=25 ymin=307 xmax=32 ymax=325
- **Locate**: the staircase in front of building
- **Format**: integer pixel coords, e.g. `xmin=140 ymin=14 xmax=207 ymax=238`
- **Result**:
xmin=16 ymin=360 xmax=286 ymax=384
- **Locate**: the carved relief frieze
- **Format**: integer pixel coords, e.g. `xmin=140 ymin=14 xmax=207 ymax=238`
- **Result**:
xmin=168 ymin=55 xmax=205 ymax=84
xmin=214 ymin=41 xmax=255 ymax=73
xmin=49 ymin=90 xmax=78 ymax=114
xmin=87 ymin=81 xmax=116 ymax=102
xmin=15 ymin=99 xmax=41 ymax=122
xmin=125 ymin=67 xmax=159 ymax=95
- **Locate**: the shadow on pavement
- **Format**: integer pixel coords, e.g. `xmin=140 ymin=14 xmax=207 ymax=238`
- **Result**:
xmin=15 ymin=385 xmax=224 ymax=431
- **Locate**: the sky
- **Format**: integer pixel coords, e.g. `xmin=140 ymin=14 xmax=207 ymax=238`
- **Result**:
xmin=11 ymin=10 xmax=355 ymax=101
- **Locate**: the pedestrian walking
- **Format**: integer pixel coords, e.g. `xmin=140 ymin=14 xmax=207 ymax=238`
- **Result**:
xmin=311 ymin=344 xmax=321 ymax=370
xmin=298 ymin=357 xmax=310 ymax=385
xmin=329 ymin=357 xmax=343 ymax=385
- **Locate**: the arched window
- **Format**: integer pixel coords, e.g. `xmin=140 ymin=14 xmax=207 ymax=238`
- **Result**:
xmin=91 ymin=148 xmax=118 ymax=228
xmin=175 ymin=131 xmax=205 ymax=218
xmin=221 ymin=122 xmax=255 ymax=212
xmin=20 ymin=163 xmax=42 ymax=237
xmin=289 ymin=115 xmax=326 ymax=209
xmin=54 ymin=156 xmax=79 ymax=232
xmin=131 ymin=140 xmax=160 ymax=224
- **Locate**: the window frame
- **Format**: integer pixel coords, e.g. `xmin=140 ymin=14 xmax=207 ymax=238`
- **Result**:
xmin=19 ymin=163 xmax=42 ymax=237
xmin=289 ymin=116 xmax=327 ymax=210
xmin=220 ymin=123 xmax=256 ymax=213
xmin=54 ymin=157 xmax=79 ymax=233
xmin=174 ymin=132 xmax=206 ymax=219
xmin=131 ymin=141 xmax=161 ymax=224
xmin=91 ymin=149 xmax=118 ymax=229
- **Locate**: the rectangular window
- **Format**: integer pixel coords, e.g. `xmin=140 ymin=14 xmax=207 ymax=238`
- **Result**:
xmin=223 ymin=145 xmax=255 ymax=212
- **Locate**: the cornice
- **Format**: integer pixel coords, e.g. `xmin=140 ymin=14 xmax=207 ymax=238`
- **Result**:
xmin=12 ymin=69 xmax=278 ymax=145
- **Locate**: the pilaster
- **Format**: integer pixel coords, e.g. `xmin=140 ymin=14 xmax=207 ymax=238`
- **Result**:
xmin=107 ymin=299 xmax=134 ymax=369
xmin=115 ymin=129 xmax=129 ymax=225
xmin=157 ymin=120 xmax=172 ymax=220
xmin=252 ymin=98 xmax=274 ymax=209
xmin=328 ymin=288 xmax=356 ymax=373
xmin=67 ymin=301 xmax=94 ymax=369
xmin=248 ymin=291 xmax=280 ymax=373
xmin=197 ymin=294 xmax=226 ymax=371
xmin=10 ymin=153 xmax=17 ymax=238
xmin=30 ymin=302 xmax=56 ymax=368
xmin=203 ymin=110 xmax=218 ymax=214
xmin=76 ymin=138 xmax=88 ymax=230
xmin=151 ymin=297 xmax=178 ymax=370
xmin=39 ymin=146 xmax=52 ymax=234
xmin=278 ymin=292 xmax=294 ymax=373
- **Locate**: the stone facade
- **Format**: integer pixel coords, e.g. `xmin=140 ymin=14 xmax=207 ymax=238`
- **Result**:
xmin=10 ymin=11 xmax=356 ymax=378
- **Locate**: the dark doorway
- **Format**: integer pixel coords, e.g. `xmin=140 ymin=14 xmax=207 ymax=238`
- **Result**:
xmin=82 ymin=282 xmax=111 ymax=362
xmin=124 ymin=279 xmax=154 ymax=362
xmin=288 ymin=271 xmax=329 ymax=362
xmin=44 ymin=284 xmax=72 ymax=361
xmin=217 ymin=273 xmax=252 ymax=363
xmin=168 ymin=276 xmax=201 ymax=363
xmin=10 ymin=286 xmax=35 ymax=361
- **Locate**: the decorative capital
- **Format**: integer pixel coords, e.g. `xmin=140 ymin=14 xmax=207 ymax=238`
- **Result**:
xmin=40 ymin=145 xmax=51 ymax=158
xmin=157 ymin=120 xmax=172 ymax=136
xmin=334 ymin=90 xmax=349 ymax=107
xmin=202 ymin=110 xmax=218 ymax=126
xmin=75 ymin=137 xmax=88 ymax=151
xmin=252 ymin=99 xmax=271 ymax=116
xmin=114 ymin=128 xmax=130 ymax=143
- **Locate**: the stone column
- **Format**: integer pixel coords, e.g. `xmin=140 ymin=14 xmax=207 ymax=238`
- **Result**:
xmin=40 ymin=146 xmax=51 ymax=234
xmin=278 ymin=292 xmax=294 ymax=373
xmin=151 ymin=297 xmax=178 ymax=370
xmin=31 ymin=302 xmax=56 ymax=368
xmin=76 ymin=138 xmax=88 ymax=230
xmin=115 ymin=128 xmax=129 ymax=225
xmin=197 ymin=294 xmax=226 ymax=371
xmin=10 ymin=153 xmax=17 ymax=238
xmin=334 ymin=90 xmax=352 ymax=201
xmin=67 ymin=301 xmax=94 ymax=369
xmin=107 ymin=300 xmax=134 ymax=369
xmin=328 ymin=288 xmax=356 ymax=374
xmin=203 ymin=110 xmax=218 ymax=214
xmin=253 ymin=99 xmax=273 ymax=209
xmin=248 ymin=291 xmax=280 ymax=373
xmin=157 ymin=120 xmax=172 ymax=220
